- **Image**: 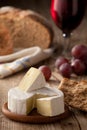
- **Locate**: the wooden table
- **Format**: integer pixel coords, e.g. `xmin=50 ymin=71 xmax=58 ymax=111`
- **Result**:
xmin=0 ymin=0 xmax=87 ymax=130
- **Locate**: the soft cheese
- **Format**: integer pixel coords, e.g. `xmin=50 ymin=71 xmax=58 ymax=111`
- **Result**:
xmin=18 ymin=67 xmax=46 ymax=92
xmin=8 ymin=86 xmax=64 ymax=116
xmin=37 ymin=90 xmax=64 ymax=116
xmin=34 ymin=86 xmax=58 ymax=107
xmin=35 ymin=85 xmax=58 ymax=96
xmin=8 ymin=87 xmax=35 ymax=115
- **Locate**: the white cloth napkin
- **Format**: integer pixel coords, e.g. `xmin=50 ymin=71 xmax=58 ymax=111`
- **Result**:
xmin=0 ymin=46 xmax=53 ymax=78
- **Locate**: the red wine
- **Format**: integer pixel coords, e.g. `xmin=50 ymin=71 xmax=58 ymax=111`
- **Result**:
xmin=50 ymin=0 xmax=85 ymax=37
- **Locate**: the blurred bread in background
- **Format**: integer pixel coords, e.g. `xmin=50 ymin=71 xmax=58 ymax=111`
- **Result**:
xmin=0 ymin=22 xmax=13 ymax=55
xmin=0 ymin=6 xmax=54 ymax=50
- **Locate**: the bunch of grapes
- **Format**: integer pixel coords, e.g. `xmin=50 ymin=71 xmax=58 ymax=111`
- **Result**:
xmin=55 ymin=44 xmax=87 ymax=78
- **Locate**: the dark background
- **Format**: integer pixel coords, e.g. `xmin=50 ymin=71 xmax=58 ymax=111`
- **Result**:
xmin=0 ymin=0 xmax=51 ymax=11
xmin=0 ymin=0 xmax=87 ymax=8
xmin=0 ymin=0 xmax=52 ymax=20
xmin=0 ymin=0 xmax=87 ymax=13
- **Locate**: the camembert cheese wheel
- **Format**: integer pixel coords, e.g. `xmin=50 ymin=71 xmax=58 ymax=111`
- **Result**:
xmin=8 ymin=67 xmax=65 ymax=116
xmin=8 ymin=87 xmax=64 ymax=116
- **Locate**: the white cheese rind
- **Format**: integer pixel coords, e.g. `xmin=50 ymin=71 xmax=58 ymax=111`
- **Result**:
xmin=8 ymin=87 xmax=35 ymax=115
xmin=35 ymin=86 xmax=58 ymax=96
xmin=37 ymin=89 xmax=64 ymax=117
xmin=18 ymin=67 xmax=46 ymax=92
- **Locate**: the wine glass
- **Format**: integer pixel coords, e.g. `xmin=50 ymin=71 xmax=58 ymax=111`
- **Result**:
xmin=50 ymin=0 xmax=86 ymax=54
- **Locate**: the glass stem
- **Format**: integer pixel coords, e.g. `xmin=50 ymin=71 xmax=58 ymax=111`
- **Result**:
xmin=62 ymin=33 xmax=71 ymax=57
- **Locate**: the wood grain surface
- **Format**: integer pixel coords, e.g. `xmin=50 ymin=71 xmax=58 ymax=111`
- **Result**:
xmin=0 ymin=0 xmax=87 ymax=130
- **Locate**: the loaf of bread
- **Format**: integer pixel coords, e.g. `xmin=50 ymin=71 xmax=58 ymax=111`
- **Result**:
xmin=0 ymin=6 xmax=54 ymax=49
xmin=58 ymin=78 xmax=87 ymax=111
xmin=0 ymin=22 xmax=13 ymax=55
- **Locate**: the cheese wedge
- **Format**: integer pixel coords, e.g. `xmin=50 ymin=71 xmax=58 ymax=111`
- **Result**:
xmin=37 ymin=91 xmax=64 ymax=117
xmin=34 ymin=86 xmax=57 ymax=107
xmin=18 ymin=67 xmax=46 ymax=92
xmin=8 ymin=87 xmax=35 ymax=115
xmin=8 ymin=86 xmax=64 ymax=116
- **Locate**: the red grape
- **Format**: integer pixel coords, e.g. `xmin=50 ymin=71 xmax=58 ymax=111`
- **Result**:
xmin=55 ymin=57 xmax=69 ymax=69
xmin=79 ymin=55 xmax=87 ymax=67
xmin=59 ymin=63 xmax=72 ymax=78
xmin=71 ymin=59 xmax=86 ymax=75
xmin=38 ymin=65 xmax=51 ymax=81
xmin=83 ymin=58 xmax=87 ymax=66
xmin=71 ymin=44 xmax=87 ymax=59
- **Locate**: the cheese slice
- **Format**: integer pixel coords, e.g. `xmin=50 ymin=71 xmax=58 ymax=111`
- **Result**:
xmin=8 ymin=86 xmax=64 ymax=116
xmin=8 ymin=87 xmax=35 ymax=115
xmin=37 ymin=90 xmax=64 ymax=117
xmin=34 ymin=86 xmax=57 ymax=107
xmin=18 ymin=67 xmax=46 ymax=92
